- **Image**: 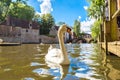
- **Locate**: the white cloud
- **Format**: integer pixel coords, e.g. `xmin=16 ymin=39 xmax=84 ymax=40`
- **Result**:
xmin=83 ymin=6 xmax=88 ymax=10
xmin=81 ymin=18 xmax=95 ymax=33
xmin=78 ymin=16 xmax=81 ymax=21
xmin=38 ymin=0 xmax=53 ymax=14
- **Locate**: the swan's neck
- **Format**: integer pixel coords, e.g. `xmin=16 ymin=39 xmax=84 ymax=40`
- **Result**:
xmin=58 ymin=28 xmax=70 ymax=65
xmin=58 ymin=33 xmax=66 ymax=53
xmin=58 ymin=31 xmax=67 ymax=56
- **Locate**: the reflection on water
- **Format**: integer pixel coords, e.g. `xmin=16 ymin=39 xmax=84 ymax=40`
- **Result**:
xmin=0 ymin=44 xmax=120 ymax=80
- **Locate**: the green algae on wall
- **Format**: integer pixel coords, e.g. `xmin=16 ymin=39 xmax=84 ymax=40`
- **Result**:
xmin=110 ymin=0 xmax=118 ymax=41
xmin=111 ymin=18 xmax=118 ymax=41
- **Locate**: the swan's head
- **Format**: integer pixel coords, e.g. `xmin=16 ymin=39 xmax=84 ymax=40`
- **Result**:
xmin=59 ymin=24 xmax=71 ymax=34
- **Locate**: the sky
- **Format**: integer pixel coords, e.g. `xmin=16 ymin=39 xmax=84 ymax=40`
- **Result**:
xmin=27 ymin=0 xmax=95 ymax=33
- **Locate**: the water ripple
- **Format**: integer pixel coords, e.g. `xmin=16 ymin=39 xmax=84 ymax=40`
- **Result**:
xmin=30 ymin=62 xmax=45 ymax=67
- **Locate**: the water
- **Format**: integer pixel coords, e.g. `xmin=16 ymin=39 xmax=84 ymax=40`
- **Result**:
xmin=0 ymin=44 xmax=120 ymax=80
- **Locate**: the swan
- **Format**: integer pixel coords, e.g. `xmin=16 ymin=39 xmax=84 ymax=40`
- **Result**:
xmin=0 ymin=39 xmax=3 ymax=43
xmin=45 ymin=24 xmax=71 ymax=65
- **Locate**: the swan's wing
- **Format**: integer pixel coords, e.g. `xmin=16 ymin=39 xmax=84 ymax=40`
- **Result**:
xmin=47 ymin=48 xmax=61 ymax=57
xmin=45 ymin=48 xmax=64 ymax=64
xmin=48 ymin=45 xmax=53 ymax=52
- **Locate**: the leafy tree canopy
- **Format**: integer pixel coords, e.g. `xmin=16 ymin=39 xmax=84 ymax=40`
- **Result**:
xmin=73 ymin=20 xmax=81 ymax=37
xmin=91 ymin=20 xmax=101 ymax=40
xmin=9 ymin=2 xmax=35 ymax=21
xmin=56 ymin=22 xmax=66 ymax=26
xmin=87 ymin=0 xmax=105 ymax=41
xmin=33 ymin=13 xmax=55 ymax=35
xmin=87 ymin=0 xmax=105 ymax=19
xmin=0 ymin=0 xmax=12 ymax=23
xmin=0 ymin=0 xmax=32 ymax=23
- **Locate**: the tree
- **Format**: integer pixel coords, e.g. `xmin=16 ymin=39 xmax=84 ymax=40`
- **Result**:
xmin=87 ymin=0 xmax=105 ymax=20
xmin=73 ymin=20 xmax=81 ymax=37
xmin=9 ymin=2 xmax=35 ymax=21
xmin=0 ymin=0 xmax=28 ymax=23
xmin=56 ymin=22 xmax=66 ymax=26
xmin=0 ymin=0 xmax=12 ymax=23
xmin=91 ymin=20 xmax=101 ymax=41
xmin=33 ymin=13 xmax=41 ymax=22
xmin=39 ymin=13 xmax=55 ymax=35
xmin=87 ymin=0 xmax=105 ymax=41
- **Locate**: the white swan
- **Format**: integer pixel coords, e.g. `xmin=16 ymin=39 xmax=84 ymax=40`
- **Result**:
xmin=45 ymin=24 xmax=71 ymax=65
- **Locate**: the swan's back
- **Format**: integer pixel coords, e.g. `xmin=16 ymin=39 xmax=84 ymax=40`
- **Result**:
xmin=45 ymin=48 xmax=64 ymax=64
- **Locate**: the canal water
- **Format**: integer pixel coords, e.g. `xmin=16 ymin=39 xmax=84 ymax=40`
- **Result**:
xmin=0 ymin=44 xmax=120 ymax=80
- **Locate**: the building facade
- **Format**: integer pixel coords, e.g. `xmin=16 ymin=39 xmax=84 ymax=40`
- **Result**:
xmin=0 ymin=16 xmax=40 ymax=43
xmin=105 ymin=0 xmax=120 ymax=41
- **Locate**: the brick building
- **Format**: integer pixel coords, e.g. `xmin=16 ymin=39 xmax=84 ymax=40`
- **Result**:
xmin=0 ymin=16 xmax=40 ymax=43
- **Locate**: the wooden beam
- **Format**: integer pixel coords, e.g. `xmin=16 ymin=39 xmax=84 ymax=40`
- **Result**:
xmin=112 ymin=9 xmax=120 ymax=19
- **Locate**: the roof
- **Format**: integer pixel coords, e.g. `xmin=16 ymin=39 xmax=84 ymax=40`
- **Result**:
xmin=0 ymin=16 xmax=40 ymax=29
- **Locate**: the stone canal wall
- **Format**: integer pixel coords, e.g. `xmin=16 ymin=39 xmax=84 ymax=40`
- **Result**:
xmin=39 ymin=35 xmax=58 ymax=44
xmin=102 ymin=41 xmax=120 ymax=57
xmin=0 ymin=25 xmax=58 ymax=44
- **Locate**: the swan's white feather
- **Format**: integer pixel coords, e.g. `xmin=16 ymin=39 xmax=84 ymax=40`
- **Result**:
xmin=45 ymin=24 xmax=70 ymax=65
xmin=45 ymin=48 xmax=64 ymax=64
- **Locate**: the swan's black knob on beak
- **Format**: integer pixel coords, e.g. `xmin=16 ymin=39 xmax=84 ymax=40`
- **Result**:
xmin=66 ymin=27 xmax=72 ymax=35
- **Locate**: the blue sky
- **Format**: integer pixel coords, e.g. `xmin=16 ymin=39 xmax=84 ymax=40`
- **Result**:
xmin=27 ymin=0 xmax=95 ymax=33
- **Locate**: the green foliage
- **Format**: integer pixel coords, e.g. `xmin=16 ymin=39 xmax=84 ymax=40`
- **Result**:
xmin=73 ymin=20 xmax=81 ymax=37
xmin=87 ymin=0 xmax=105 ymax=20
xmin=0 ymin=0 xmax=31 ymax=23
xmin=91 ymin=20 xmax=101 ymax=40
xmin=0 ymin=0 xmax=12 ymax=23
xmin=87 ymin=0 xmax=105 ymax=41
xmin=9 ymin=2 xmax=35 ymax=21
xmin=56 ymin=22 xmax=66 ymax=26
xmin=33 ymin=13 xmax=55 ymax=35
xmin=33 ymin=13 xmax=41 ymax=22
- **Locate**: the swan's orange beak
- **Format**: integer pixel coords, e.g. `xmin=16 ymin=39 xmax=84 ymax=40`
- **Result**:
xmin=66 ymin=27 xmax=72 ymax=35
